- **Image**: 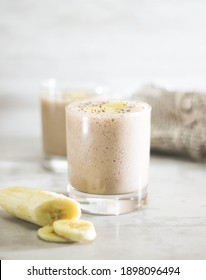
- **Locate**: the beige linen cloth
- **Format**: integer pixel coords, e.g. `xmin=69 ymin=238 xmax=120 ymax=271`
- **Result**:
xmin=132 ymin=85 xmax=206 ymax=162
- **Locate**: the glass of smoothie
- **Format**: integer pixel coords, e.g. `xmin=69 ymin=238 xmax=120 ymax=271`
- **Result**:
xmin=65 ymin=99 xmax=151 ymax=215
xmin=41 ymin=79 xmax=107 ymax=172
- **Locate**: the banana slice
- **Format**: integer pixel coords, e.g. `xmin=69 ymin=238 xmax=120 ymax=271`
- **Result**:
xmin=53 ymin=219 xmax=96 ymax=243
xmin=0 ymin=186 xmax=81 ymax=226
xmin=103 ymin=101 xmax=127 ymax=111
xmin=63 ymin=91 xmax=91 ymax=102
xmin=38 ymin=225 xmax=73 ymax=243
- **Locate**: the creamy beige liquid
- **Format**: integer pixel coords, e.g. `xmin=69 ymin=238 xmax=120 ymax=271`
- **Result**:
xmin=66 ymin=100 xmax=151 ymax=195
xmin=41 ymin=92 xmax=95 ymax=157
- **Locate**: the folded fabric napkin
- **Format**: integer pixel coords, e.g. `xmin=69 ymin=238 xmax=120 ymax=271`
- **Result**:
xmin=131 ymin=85 xmax=206 ymax=162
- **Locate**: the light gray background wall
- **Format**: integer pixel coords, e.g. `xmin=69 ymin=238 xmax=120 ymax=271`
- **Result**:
xmin=1 ymin=0 xmax=206 ymax=137
xmin=1 ymin=0 xmax=206 ymax=95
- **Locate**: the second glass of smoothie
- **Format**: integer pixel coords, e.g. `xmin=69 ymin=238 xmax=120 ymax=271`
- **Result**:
xmin=66 ymin=99 xmax=151 ymax=215
xmin=41 ymin=79 xmax=106 ymax=172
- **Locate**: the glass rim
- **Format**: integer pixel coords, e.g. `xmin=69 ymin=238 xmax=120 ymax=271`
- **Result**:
xmin=40 ymin=79 xmax=109 ymax=95
xmin=65 ymin=99 xmax=151 ymax=117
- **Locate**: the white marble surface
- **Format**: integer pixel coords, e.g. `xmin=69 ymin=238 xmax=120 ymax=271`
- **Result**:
xmin=0 ymin=146 xmax=206 ymax=260
xmin=0 ymin=0 xmax=206 ymax=260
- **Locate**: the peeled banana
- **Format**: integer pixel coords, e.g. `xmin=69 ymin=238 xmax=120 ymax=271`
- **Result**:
xmin=53 ymin=219 xmax=96 ymax=242
xmin=38 ymin=225 xmax=73 ymax=243
xmin=0 ymin=186 xmax=97 ymax=244
xmin=0 ymin=186 xmax=81 ymax=226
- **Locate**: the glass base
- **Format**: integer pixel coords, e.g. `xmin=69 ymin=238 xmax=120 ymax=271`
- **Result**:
xmin=68 ymin=184 xmax=147 ymax=215
xmin=42 ymin=155 xmax=67 ymax=173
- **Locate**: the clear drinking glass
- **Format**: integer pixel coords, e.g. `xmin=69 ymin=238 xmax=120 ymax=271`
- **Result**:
xmin=66 ymin=99 xmax=151 ymax=215
xmin=41 ymin=79 xmax=108 ymax=172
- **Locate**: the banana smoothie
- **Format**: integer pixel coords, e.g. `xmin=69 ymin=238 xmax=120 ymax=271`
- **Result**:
xmin=40 ymin=85 xmax=103 ymax=173
xmin=66 ymin=100 xmax=151 ymax=211
xmin=41 ymin=92 xmax=95 ymax=157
